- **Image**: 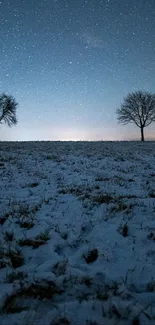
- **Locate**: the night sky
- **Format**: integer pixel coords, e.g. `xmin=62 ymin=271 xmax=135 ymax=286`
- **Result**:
xmin=0 ymin=0 xmax=155 ymax=141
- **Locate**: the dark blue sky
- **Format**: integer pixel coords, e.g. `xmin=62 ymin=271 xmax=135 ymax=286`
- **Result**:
xmin=0 ymin=0 xmax=155 ymax=140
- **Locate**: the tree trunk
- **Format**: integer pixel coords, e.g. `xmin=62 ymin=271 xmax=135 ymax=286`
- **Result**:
xmin=140 ymin=127 xmax=144 ymax=141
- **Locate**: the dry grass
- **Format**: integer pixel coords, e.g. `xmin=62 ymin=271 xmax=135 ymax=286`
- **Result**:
xmin=3 ymin=280 xmax=63 ymax=314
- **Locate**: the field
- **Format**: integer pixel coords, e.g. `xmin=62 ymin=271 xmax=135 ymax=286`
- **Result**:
xmin=0 ymin=141 xmax=155 ymax=325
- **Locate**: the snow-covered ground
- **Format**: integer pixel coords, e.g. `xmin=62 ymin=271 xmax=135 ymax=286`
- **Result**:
xmin=0 ymin=141 xmax=155 ymax=325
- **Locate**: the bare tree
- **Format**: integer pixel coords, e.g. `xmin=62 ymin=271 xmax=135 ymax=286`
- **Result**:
xmin=116 ymin=91 xmax=155 ymax=141
xmin=0 ymin=93 xmax=18 ymax=127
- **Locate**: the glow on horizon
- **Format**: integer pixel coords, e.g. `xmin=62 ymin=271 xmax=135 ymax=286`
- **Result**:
xmin=0 ymin=125 xmax=118 ymax=141
xmin=0 ymin=122 xmax=155 ymax=142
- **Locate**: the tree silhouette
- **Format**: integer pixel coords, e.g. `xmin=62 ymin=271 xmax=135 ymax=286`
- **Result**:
xmin=0 ymin=93 xmax=18 ymax=127
xmin=116 ymin=91 xmax=155 ymax=141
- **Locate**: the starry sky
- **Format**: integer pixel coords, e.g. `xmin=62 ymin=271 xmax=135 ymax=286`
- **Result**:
xmin=0 ymin=0 xmax=155 ymax=141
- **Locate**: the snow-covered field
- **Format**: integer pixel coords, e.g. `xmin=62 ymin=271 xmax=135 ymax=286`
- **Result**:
xmin=0 ymin=141 xmax=155 ymax=325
